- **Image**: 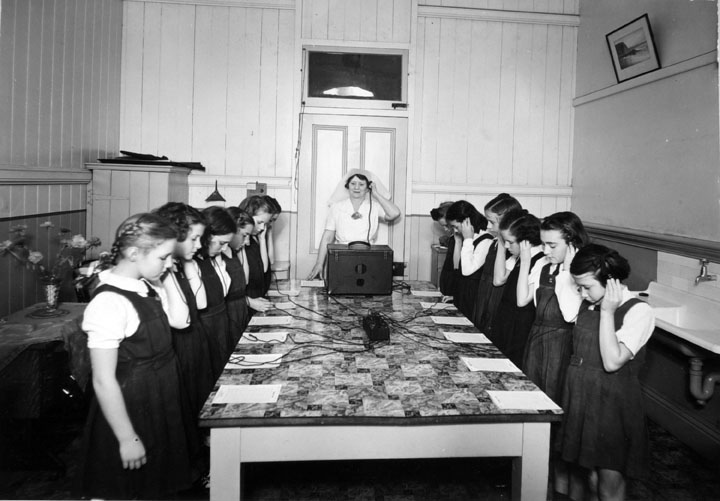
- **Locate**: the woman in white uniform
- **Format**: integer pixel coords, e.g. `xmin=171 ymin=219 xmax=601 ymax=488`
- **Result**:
xmin=307 ymin=169 xmax=401 ymax=279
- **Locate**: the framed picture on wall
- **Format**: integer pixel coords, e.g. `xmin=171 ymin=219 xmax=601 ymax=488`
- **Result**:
xmin=606 ymin=14 xmax=660 ymax=83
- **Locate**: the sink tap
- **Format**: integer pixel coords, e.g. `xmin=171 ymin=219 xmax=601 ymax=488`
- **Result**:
xmin=694 ymin=259 xmax=717 ymax=285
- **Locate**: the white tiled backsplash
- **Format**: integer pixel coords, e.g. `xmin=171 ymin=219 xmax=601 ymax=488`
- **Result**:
xmin=656 ymin=252 xmax=720 ymax=303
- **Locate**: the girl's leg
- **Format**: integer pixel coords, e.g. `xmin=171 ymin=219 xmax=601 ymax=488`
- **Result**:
xmin=553 ymin=459 xmax=569 ymax=495
xmin=596 ymin=468 xmax=626 ymax=501
xmin=567 ymin=463 xmax=588 ymax=501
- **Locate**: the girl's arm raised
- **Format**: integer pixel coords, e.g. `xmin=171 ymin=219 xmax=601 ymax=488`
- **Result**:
xmin=185 ymin=259 xmax=207 ymax=309
xmin=493 ymin=235 xmax=512 ymax=286
xmin=154 ymin=272 xmax=190 ymax=329
xmin=599 ymin=279 xmax=634 ymax=372
xmin=90 ymin=348 xmax=147 ymax=469
xmin=516 ymin=241 xmax=535 ymax=306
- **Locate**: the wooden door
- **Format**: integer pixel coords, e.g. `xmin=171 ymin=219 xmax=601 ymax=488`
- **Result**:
xmin=295 ymin=115 xmax=407 ymax=279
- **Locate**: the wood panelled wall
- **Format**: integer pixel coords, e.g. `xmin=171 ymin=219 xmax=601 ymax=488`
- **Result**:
xmin=119 ymin=0 xmax=579 ymax=281
xmin=410 ymin=5 xmax=578 ymax=218
xmin=0 ymin=0 xmax=122 ymax=172
xmin=0 ymin=0 xmax=122 ymax=317
xmin=120 ymin=0 xmax=296 ymax=182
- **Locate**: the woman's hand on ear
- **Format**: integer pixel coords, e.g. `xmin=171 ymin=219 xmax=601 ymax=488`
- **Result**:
xmin=600 ymin=278 xmax=623 ymax=313
xmin=563 ymin=244 xmax=577 ymax=271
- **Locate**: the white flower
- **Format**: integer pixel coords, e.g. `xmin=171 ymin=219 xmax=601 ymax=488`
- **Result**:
xmin=27 ymin=251 xmax=44 ymax=264
xmin=69 ymin=234 xmax=88 ymax=248
xmin=0 ymin=240 xmax=12 ymax=252
xmin=39 ymin=221 xmax=55 ymax=228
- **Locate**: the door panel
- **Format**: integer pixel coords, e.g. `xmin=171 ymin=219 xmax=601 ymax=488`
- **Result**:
xmin=296 ymin=115 xmax=407 ymax=279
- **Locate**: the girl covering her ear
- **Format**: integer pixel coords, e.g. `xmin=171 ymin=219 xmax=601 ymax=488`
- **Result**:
xmin=560 ymin=244 xmax=654 ymax=501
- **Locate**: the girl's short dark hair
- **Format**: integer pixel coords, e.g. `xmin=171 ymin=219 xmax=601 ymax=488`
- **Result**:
xmin=238 ymin=195 xmax=274 ymax=216
xmin=541 ymin=211 xmax=590 ymax=249
xmin=445 ymin=200 xmax=488 ymax=234
xmin=498 ymin=209 xmax=541 ymax=246
xmin=484 ymin=193 xmax=522 ymax=217
xmin=152 ymin=202 xmax=205 ymax=242
xmin=570 ymin=243 xmax=630 ymax=286
xmin=226 ymin=206 xmax=255 ymax=228
xmin=264 ymin=195 xmax=282 ymax=215
xmin=200 ymin=206 xmax=237 ymax=250
xmin=430 ymin=201 xmax=454 ymax=221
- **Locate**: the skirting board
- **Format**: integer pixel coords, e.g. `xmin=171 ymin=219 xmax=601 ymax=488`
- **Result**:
xmin=642 ymin=384 xmax=720 ymax=461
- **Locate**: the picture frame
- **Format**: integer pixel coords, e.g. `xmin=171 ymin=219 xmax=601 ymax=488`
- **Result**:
xmin=606 ymin=14 xmax=660 ymax=83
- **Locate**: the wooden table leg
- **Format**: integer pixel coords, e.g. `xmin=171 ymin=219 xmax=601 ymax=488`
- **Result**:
xmin=210 ymin=428 xmax=242 ymax=501
xmin=511 ymin=422 xmax=550 ymax=501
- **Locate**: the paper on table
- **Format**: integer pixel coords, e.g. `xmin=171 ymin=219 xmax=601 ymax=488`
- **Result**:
xmin=420 ymin=301 xmax=457 ymax=310
xmin=238 ymin=331 xmax=288 ymax=344
xmin=443 ymin=332 xmax=491 ymax=344
xmin=411 ymin=290 xmax=443 ymax=297
xmin=487 ymin=390 xmax=561 ymax=411
xmin=301 ymin=280 xmax=325 ymax=287
xmin=226 ymin=354 xmax=282 ymax=369
xmin=268 ymin=290 xmax=300 ymax=297
xmin=248 ymin=316 xmax=291 ymax=326
xmin=460 ymin=356 xmax=520 ymax=372
xmin=431 ymin=315 xmax=473 ymax=326
xmin=212 ymin=384 xmax=282 ymax=404
xmin=272 ymin=301 xmax=296 ymax=310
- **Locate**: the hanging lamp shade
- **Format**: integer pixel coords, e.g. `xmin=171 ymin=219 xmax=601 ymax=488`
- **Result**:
xmin=205 ymin=180 xmax=226 ymax=202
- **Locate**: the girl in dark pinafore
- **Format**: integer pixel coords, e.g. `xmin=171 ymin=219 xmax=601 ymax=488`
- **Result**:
xmin=224 ymin=207 xmax=254 ymax=346
xmin=490 ymin=209 xmax=543 ymax=368
xmin=76 ymin=214 xmax=191 ymax=499
xmin=196 ymin=206 xmax=236 ymax=379
xmin=430 ymin=201 xmax=458 ymax=298
xmin=477 ymin=193 xmax=522 ymax=335
xmin=152 ymin=202 xmax=215 ymax=415
xmin=238 ymin=196 xmax=274 ymax=314
xmin=561 ymin=244 xmax=655 ymax=501
xmin=444 ymin=200 xmax=493 ymax=321
xmin=516 ymin=211 xmax=588 ymax=497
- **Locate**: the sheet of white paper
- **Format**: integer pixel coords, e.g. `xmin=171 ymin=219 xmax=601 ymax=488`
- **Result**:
xmin=411 ymin=290 xmax=443 ymax=297
xmin=268 ymin=290 xmax=300 ymax=297
xmin=420 ymin=301 xmax=457 ymax=310
xmin=431 ymin=315 xmax=473 ymax=326
xmin=212 ymin=384 xmax=282 ymax=404
xmin=301 ymin=280 xmax=325 ymax=287
xmin=272 ymin=301 xmax=296 ymax=310
xmin=248 ymin=316 xmax=291 ymax=326
xmin=238 ymin=331 xmax=288 ymax=344
xmin=460 ymin=356 xmax=520 ymax=372
xmin=443 ymin=332 xmax=491 ymax=344
xmin=487 ymin=390 xmax=561 ymax=411
xmin=225 ymin=354 xmax=282 ymax=369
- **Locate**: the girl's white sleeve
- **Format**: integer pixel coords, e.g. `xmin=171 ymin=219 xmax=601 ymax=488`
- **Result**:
xmin=616 ymin=301 xmax=655 ymax=356
xmin=527 ymin=257 xmax=548 ymax=306
xmin=83 ymin=292 xmax=139 ymax=349
xmin=460 ymin=237 xmax=492 ymax=276
xmin=555 ymin=269 xmax=583 ymax=322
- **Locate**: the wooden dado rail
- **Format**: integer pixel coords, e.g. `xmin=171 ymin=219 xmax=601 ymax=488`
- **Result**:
xmin=586 ymin=223 xmax=720 ymax=263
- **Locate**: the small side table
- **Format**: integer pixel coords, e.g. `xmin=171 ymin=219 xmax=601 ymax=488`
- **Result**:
xmin=0 ymin=303 xmax=89 ymax=419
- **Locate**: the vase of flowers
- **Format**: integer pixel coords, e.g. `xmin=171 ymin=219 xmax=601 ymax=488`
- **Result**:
xmin=0 ymin=222 xmax=101 ymax=314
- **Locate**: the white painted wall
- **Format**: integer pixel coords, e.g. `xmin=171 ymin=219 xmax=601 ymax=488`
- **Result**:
xmin=571 ymin=0 xmax=719 ymax=241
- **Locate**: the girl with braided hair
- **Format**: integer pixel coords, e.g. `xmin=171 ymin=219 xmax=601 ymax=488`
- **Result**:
xmin=76 ymin=213 xmax=191 ymax=499
xmin=560 ymin=244 xmax=655 ymax=501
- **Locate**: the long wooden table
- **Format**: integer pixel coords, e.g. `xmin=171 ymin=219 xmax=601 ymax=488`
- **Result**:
xmin=199 ymin=281 xmax=562 ymax=501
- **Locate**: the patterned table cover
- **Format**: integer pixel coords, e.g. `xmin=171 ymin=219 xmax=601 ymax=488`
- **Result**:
xmin=0 ymin=302 xmax=90 ymax=389
xmin=199 ymin=280 xmax=562 ymax=427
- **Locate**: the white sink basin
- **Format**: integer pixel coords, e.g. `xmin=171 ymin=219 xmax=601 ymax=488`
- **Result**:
xmin=640 ymin=282 xmax=720 ymax=354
